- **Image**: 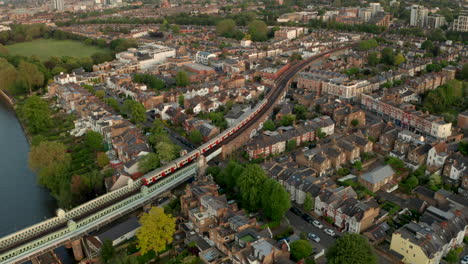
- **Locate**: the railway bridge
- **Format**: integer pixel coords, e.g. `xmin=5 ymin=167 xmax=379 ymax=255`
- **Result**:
xmin=0 ymin=44 xmax=352 ymax=264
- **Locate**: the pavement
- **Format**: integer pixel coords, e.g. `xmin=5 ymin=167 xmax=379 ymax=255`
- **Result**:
xmin=285 ymin=208 xmax=339 ymax=257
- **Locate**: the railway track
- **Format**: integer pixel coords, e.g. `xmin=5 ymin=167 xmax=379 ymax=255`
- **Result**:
xmin=0 ymin=43 xmax=354 ymax=259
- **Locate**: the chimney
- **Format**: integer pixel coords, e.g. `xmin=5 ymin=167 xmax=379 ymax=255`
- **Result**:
xmin=441 ymin=221 xmax=448 ymax=229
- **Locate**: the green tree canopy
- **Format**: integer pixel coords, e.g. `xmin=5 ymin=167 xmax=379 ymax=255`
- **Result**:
xmin=19 ymin=96 xmax=51 ymax=134
xmin=216 ymin=19 xmax=237 ymax=36
xmin=156 ymin=141 xmax=178 ymax=164
xmin=261 ymin=179 xmax=291 ymax=221
xmin=0 ymin=58 xmax=17 ymax=93
xmin=263 ymin=120 xmax=276 ymax=131
xmin=123 ymin=99 xmax=146 ymax=124
xmin=17 ymin=60 xmax=44 ymax=94
xmin=248 ymin=20 xmax=268 ymax=42
xmin=287 ymin=139 xmax=297 ymax=151
xmin=326 ymin=234 xmax=377 ymax=264
xmin=97 ymin=152 xmax=110 ymax=168
xmin=137 ymin=207 xmax=176 ymax=254
xmin=367 ymin=52 xmax=379 ymax=66
xmin=290 ymin=240 xmax=313 ymax=261
xmin=237 ymin=164 xmax=267 ymax=211
xmin=100 ymin=240 xmax=116 ymax=264
xmin=176 ymin=71 xmax=189 ymax=87
xmin=85 ymin=131 xmax=105 ymax=152
xmin=303 ymin=193 xmax=313 ymax=212
xmin=138 ymin=153 xmax=161 ymax=173
xmin=189 ymin=129 xmax=203 ymax=144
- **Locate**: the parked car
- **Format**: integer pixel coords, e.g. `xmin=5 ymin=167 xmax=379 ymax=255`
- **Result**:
xmin=302 ymin=213 xmax=314 ymax=224
xmin=312 ymin=220 xmax=323 ymax=229
xmin=290 ymin=207 xmax=302 ymax=216
xmin=308 ymin=233 xmax=320 ymax=243
xmin=461 ymin=255 xmax=468 ymax=264
xmin=324 ymin=228 xmax=335 ymax=237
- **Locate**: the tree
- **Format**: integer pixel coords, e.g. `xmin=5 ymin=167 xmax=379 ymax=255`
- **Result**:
xmin=178 ymin=95 xmax=185 ymax=107
xmin=17 ymin=60 xmax=44 ymax=94
xmin=263 ymin=120 xmax=276 ymax=131
xmin=367 ymin=52 xmax=379 ymax=66
xmin=429 ymin=173 xmax=442 ymax=191
xmin=445 ymin=248 xmax=460 ymax=264
xmin=394 ymin=54 xmax=405 ymax=66
xmin=29 ymin=141 xmax=71 ymax=173
xmin=316 ymin=128 xmax=326 ymax=139
xmin=138 ymin=153 xmax=160 ymax=173
xmin=172 ymin=25 xmax=180 ymax=34
xmin=237 ymin=164 xmax=267 ymax=211
xmin=287 ymin=139 xmax=297 ymax=151
xmin=290 ymin=240 xmax=313 ymax=261
xmin=358 ymin=39 xmax=378 ymax=51
xmin=261 ymin=179 xmax=290 ymax=221
xmin=421 ymin=40 xmax=434 ymax=51
xmin=85 ymin=131 xmax=104 ymax=152
xmin=137 ymin=207 xmax=176 ymax=255
xmin=216 ymin=19 xmax=236 ymax=36
xmin=353 ymin=160 xmax=363 ymax=171
xmin=461 ymin=64 xmax=468 ymax=80
xmin=156 ymin=141 xmax=178 ymax=164
xmin=290 ymin=52 xmax=302 ymax=61
xmin=189 ymin=130 xmax=203 ymax=145
xmin=293 ymin=104 xmax=307 ymax=120
xmin=19 ymin=96 xmax=51 ymax=134
xmin=97 ymin=152 xmax=110 ymax=168
xmin=95 ymin=90 xmax=105 ymax=99
xmin=216 ymin=160 xmax=244 ymax=190
xmin=381 ymin=48 xmax=394 ymax=66
xmin=326 ymin=234 xmax=377 ymax=264
xmin=176 ymin=71 xmax=189 ymax=87
xmin=280 ymin=114 xmax=296 ymax=126
xmin=248 ymin=20 xmax=268 ymax=41
xmin=351 ymin=119 xmax=359 ymax=127
xmin=402 ymin=175 xmax=419 ymax=192
xmin=0 ymin=58 xmax=17 ymax=92
xmin=123 ymin=99 xmax=146 ymax=124
xmin=459 ymin=141 xmax=468 ymax=156
xmin=100 ymin=240 xmax=116 ymax=264
xmin=303 ymin=193 xmax=313 ymax=212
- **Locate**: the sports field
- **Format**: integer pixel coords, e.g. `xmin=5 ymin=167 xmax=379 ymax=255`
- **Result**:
xmin=7 ymin=39 xmax=109 ymax=61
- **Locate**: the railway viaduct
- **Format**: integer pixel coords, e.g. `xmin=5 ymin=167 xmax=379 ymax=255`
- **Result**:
xmin=221 ymin=46 xmax=351 ymax=157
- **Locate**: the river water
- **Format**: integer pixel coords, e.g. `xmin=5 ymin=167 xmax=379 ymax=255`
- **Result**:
xmin=0 ymin=99 xmax=55 ymax=238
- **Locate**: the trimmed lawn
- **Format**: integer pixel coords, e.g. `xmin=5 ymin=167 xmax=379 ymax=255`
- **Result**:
xmin=7 ymin=39 xmax=109 ymax=61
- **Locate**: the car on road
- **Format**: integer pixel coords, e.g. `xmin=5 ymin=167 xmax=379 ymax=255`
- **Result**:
xmin=308 ymin=233 xmax=320 ymax=243
xmin=324 ymin=228 xmax=336 ymax=237
xmin=302 ymin=213 xmax=314 ymax=224
xmin=461 ymin=255 xmax=468 ymax=264
xmin=312 ymin=220 xmax=323 ymax=229
xmin=290 ymin=207 xmax=302 ymax=216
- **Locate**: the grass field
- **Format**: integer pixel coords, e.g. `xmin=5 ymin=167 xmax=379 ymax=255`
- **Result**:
xmin=7 ymin=39 xmax=109 ymax=61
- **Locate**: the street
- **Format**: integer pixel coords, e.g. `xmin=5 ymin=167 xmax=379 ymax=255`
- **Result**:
xmin=286 ymin=209 xmax=339 ymax=256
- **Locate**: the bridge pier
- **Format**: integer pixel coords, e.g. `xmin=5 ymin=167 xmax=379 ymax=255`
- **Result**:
xmin=71 ymin=239 xmax=84 ymax=261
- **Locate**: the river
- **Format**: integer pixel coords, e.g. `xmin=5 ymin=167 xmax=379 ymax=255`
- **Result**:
xmin=0 ymin=99 xmax=55 ymax=238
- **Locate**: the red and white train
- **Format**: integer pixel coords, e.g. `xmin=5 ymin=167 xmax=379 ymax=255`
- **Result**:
xmin=141 ymin=99 xmax=269 ymax=186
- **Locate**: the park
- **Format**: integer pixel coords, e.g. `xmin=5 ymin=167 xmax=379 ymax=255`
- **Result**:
xmin=7 ymin=38 xmax=109 ymax=61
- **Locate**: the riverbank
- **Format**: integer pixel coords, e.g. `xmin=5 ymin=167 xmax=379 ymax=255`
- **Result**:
xmin=0 ymin=100 xmax=55 ymax=237
xmin=0 ymin=89 xmax=14 ymax=107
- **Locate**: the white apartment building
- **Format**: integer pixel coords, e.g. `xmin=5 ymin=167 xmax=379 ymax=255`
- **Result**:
xmin=452 ymin=15 xmax=468 ymax=32
xmin=410 ymin=5 xmax=429 ymax=27
xmin=195 ymin=51 xmax=217 ymax=65
xmin=116 ymin=43 xmax=176 ymax=70
xmin=321 ymin=78 xmax=371 ymax=99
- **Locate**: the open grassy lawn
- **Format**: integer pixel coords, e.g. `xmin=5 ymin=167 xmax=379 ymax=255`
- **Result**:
xmin=7 ymin=39 xmax=109 ymax=61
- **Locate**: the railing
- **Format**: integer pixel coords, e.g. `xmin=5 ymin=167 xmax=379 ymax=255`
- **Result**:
xmin=0 ymin=163 xmax=199 ymax=264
